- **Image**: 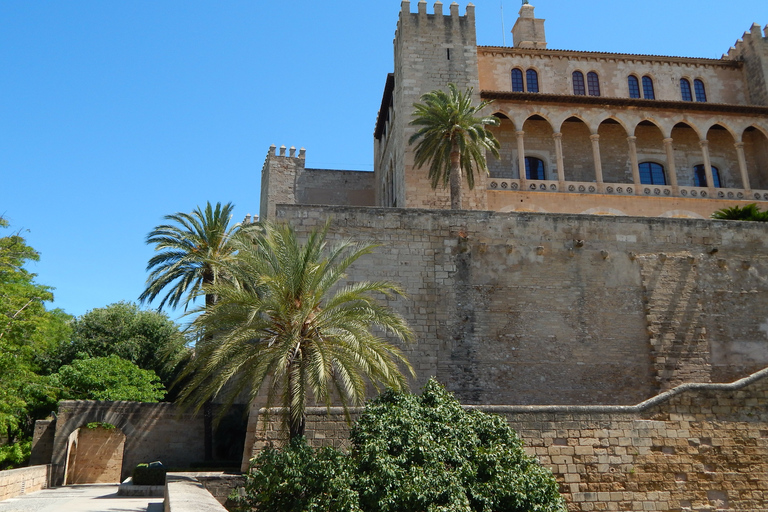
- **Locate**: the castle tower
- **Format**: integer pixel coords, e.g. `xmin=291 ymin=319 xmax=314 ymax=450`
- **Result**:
xmin=375 ymin=1 xmax=487 ymax=210
xmin=726 ymin=23 xmax=768 ymax=106
xmin=511 ymin=1 xmax=547 ymax=49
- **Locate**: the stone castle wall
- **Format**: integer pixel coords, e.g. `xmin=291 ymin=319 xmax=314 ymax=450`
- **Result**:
xmin=49 ymin=401 xmax=205 ymax=485
xmin=0 ymin=465 xmax=51 ymax=502
xmin=245 ymin=368 xmax=768 ymax=511
xmin=260 ymin=145 xmax=374 ymax=220
xmin=276 ymin=204 xmax=768 ymax=405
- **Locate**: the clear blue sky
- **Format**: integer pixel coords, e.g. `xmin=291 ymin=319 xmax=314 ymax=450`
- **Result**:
xmin=2 ymin=0 xmax=767 ymax=322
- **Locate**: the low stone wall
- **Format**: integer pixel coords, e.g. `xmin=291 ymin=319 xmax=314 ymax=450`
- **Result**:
xmin=244 ymin=367 xmax=768 ymax=511
xmin=0 ymin=465 xmax=51 ymax=502
xmin=164 ymin=474 xmax=229 ymax=512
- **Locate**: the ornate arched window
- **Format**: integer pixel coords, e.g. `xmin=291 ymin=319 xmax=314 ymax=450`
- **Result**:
xmin=628 ymin=75 xmax=641 ymax=99
xmin=694 ymin=79 xmax=707 ymax=102
xmin=693 ymin=164 xmax=721 ymax=188
xmin=511 ymin=68 xmax=524 ymax=92
xmin=587 ymin=72 xmax=600 ymax=96
xmin=526 ymin=69 xmax=539 ymax=93
xmin=525 ymin=157 xmax=546 ymax=180
xmin=642 ymin=76 xmax=655 ymax=100
xmin=680 ymin=79 xmax=693 ymax=101
xmin=639 ymin=162 xmax=666 ymax=185
xmin=572 ymin=71 xmax=586 ymax=95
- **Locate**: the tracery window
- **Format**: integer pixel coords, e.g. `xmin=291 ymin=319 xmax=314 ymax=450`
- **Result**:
xmin=639 ymin=162 xmax=666 ymax=185
xmin=628 ymin=75 xmax=641 ymax=98
xmin=694 ymin=79 xmax=707 ymax=102
xmin=525 ymin=157 xmax=546 ymax=180
xmin=526 ymin=69 xmax=540 ymax=93
xmin=572 ymin=71 xmax=586 ymax=95
xmin=680 ymin=79 xmax=693 ymax=101
xmin=587 ymin=72 xmax=600 ymax=96
xmin=693 ymin=164 xmax=721 ymax=188
xmin=511 ymin=68 xmax=525 ymax=92
xmin=642 ymin=76 xmax=655 ymax=100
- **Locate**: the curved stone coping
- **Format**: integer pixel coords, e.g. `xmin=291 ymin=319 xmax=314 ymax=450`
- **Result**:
xmin=255 ymin=365 xmax=768 ymax=416
xmin=164 ymin=474 xmax=228 ymax=512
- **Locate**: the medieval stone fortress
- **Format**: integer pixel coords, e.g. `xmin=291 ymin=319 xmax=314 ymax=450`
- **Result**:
xmin=25 ymin=3 xmax=768 ymax=512
xmin=254 ymin=2 xmax=768 ymax=511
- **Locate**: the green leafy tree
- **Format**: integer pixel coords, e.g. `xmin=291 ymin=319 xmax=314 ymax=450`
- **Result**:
xmin=0 ymin=217 xmax=71 ymax=444
xmin=139 ymin=201 xmax=249 ymax=310
xmin=711 ymin=203 xmax=768 ymax=221
xmin=52 ymin=355 xmax=166 ymax=402
xmin=45 ymin=302 xmax=190 ymax=389
xmin=236 ymin=379 xmax=566 ymax=512
xmin=409 ymin=83 xmax=500 ymax=210
xmin=177 ymin=222 xmax=414 ymax=440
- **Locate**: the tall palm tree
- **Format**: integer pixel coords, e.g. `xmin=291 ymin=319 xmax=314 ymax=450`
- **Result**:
xmin=408 ymin=83 xmax=500 ymax=210
xmin=176 ymin=222 xmax=414 ymax=440
xmin=139 ymin=202 xmax=248 ymax=310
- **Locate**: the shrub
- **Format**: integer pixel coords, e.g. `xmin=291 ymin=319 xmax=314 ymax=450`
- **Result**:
xmin=235 ymin=438 xmax=360 ymax=512
xmin=132 ymin=461 xmax=166 ymax=486
xmin=238 ymin=379 xmax=566 ymax=512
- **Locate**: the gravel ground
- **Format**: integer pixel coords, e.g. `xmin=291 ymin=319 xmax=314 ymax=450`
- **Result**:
xmin=0 ymin=484 xmax=163 ymax=512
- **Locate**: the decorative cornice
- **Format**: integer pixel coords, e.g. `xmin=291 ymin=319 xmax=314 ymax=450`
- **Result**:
xmin=480 ymin=90 xmax=768 ymax=116
xmin=478 ymin=46 xmax=743 ymax=69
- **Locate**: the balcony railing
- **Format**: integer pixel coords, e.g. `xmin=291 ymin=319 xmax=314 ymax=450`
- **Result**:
xmin=488 ymin=179 xmax=768 ymax=201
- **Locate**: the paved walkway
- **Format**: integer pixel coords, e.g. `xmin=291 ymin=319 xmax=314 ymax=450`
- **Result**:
xmin=0 ymin=484 xmax=163 ymax=512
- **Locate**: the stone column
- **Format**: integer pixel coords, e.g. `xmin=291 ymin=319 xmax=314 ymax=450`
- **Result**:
xmin=663 ymin=138 xmax=679 ymax=192
xmin=516 ymin=130 xmax=527 ymax=190
xmin=590 ymin=134 xmax=604 ymax=191
xmin=627 ymin=136 xmax=642 ymax=195
xmin=734 ymin=142 xmax=751 ymax=192
xmin=553 ymin=132 xmax=565 ymax=191
xmin=699 ymin=139 xmax=715 ymax=195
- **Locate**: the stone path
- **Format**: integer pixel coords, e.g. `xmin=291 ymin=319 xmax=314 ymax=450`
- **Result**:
xmin=0 ymin=484 xmax=163 ymax=512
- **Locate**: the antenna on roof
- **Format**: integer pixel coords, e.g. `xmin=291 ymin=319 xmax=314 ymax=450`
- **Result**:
xmin=501 ymin=1 xmax=506 ymax=46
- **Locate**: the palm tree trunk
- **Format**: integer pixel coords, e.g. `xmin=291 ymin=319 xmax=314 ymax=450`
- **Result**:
xmin=287 ymin=363 xmax=306 ymax=440
xmin=449 ymin=145 xmax=462 ymax=210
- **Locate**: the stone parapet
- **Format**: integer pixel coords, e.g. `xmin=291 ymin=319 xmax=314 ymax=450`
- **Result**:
xmin=0 ymin=465 xmax=51 ymax=502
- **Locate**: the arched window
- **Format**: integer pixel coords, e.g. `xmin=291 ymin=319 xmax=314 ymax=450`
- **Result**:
xmin=511 ymin=68 xmax=524 ymax=92
xmin=694 ymin=79 xmax=707 ymax=102
xmin=526 ymin=69 xmax=539 ymax=93
xmin=693 ymin=164 xmax=721 ymax=188
xmin=628 ymin=75 xmax=641 ymax=99
xmin=639 ymin=162 xmax=666 ymax=185
xmin=525 ymin=157 xmax=546 ymax=180
xmin=573 ymin=71 xmax=586 ymax=95
xmin=642 ymin=76 xmax=655 ymax=100
xmin=680 ymin=79 xmax=693 ymax=101
xmin=587 ymin=72 xmax=600 ymax=96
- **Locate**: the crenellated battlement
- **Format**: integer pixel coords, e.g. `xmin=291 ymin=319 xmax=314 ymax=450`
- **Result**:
xmin=724 ymin=23 xmax=768 ymax=59
xmin=267 ymin=144 xmax=306 ymax=160
xmin=396 ymin=1 xmax=475 ymax=40
xmin=723 ymin=22 xmax=768 ymax=106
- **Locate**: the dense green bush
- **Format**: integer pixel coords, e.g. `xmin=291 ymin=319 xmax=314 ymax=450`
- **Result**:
xmin=132 ymin=461 xmax=166 ymax=486
xmin=237 ymin=379 xmax=566 ymax=512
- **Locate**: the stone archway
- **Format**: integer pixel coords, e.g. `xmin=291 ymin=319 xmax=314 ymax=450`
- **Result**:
xmin=64 ymin=424 xmax=126 ymax=484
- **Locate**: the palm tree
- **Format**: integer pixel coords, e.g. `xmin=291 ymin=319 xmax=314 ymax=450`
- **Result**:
xmin=712 ymin=203 xmax=768 ymax=221
xmin=175 ymin=222 xmax=414 ymax=440
xmin=139 ymin=202 xmax=250 ymax=310
xmin=408 ymin=83 xmax=500 ymax=210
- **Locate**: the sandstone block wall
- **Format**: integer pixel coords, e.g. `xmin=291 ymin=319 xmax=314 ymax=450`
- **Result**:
xmin=276 ymin=205 xmax=768 ymax=405
xmin=65 ymin=426 xmax=125 ymax=484
xmin=0 ymin=465 xmax=50 ymax=502
xmin=50 ymin=401 xmax=205 ymax=485
xmin=29 ymin=420 xmax=55 ymax=466
xmin=244 ymin=368 xmax=768 ymax=511
xmin=260 ymin=146 xmax=375 ymax=220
